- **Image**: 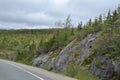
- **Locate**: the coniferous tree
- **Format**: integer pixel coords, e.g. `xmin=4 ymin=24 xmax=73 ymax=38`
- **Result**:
xmin=112 ymin=10 xmax=118 ymax=22
xmin=113 ymin=10 xmax=117 ymax=17
xmin=92 ymin=17 xmax=101 ymax=32
xmin=77 ymin=21 xmax=82 ymax=31
xmin=99 ymin=14 xmax=102 ymax=24
xmin=94 ymin=17 xmax=98 ymax=26
xmin=106 ymin=10 xmax=112 ymax=22
xmin=117 ymin=4 xmax=120 ymax=13
xmin=88 ymin=19 xmax=92 ymax=26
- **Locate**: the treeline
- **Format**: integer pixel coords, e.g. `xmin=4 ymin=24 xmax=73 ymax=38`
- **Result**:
xmin=0 ymin=29 xmax=58 ymax=34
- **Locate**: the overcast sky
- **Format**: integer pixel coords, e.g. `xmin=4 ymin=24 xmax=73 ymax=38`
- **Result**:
xmin=0 ymin=0 xmax=119 ymax=29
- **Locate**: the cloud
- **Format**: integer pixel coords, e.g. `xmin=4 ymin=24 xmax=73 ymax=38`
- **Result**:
xmin=53 ymin=0 xmax=69 ymax=5
xmin=0 ymin=0 xmax=119 ymax=29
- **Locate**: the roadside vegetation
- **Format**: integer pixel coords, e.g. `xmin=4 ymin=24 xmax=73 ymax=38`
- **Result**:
xmin=65 ymin=64 xmax=99 ymax=80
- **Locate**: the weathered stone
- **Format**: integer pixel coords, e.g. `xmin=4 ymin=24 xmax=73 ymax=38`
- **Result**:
xmin=90 ymin=64 xmax=114 ymax=80
xmin=113 ymin=62 xmax=120 ymax=76
xmin=90 ymin=56 xmax=117 ymax=80
xmin=52 ymin=32 xmax=100 ymax=71
xmin=32 ymin=55 xmax=49 ymax=67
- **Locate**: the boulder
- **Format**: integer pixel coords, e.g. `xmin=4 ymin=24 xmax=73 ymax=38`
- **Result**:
xmin=32 ymin=55 xmax=49 ymax=67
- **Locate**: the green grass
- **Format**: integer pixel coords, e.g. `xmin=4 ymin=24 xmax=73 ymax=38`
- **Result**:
xmin=76 ymin=70 xmax=99 ymax=80
xmin=65 ymin=64 xmax=99 ymax=80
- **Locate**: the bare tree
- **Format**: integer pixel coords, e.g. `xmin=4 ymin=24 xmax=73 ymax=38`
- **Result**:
xmin=63 ymin=15 xmax=73 ymax=28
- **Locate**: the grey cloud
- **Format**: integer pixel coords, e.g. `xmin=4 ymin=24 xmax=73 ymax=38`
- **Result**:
xmin=0 ymin=11 xmax=56 ymax=26
xmin=0 ymin=0 xmax=119 ymax=29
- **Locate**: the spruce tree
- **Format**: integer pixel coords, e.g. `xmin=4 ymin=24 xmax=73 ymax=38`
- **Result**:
xmin=117 ymin=4 xmax=120 ymax=13
xmin=77 ymin=21 xmax=82 ymax=31
xmin=94 ymin=17 xmax=98 ymax=26
xmin=112 ymin=10 xmax=118 ymax=22
xmin=88 ymin=19 xmax=92 ymax=26
xmin=106 ymin=10 xmax=111 ymax=22
xmin=99 ymin=14 xmax=102 ymax=24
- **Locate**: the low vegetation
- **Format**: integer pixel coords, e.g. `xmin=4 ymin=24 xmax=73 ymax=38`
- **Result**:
xmin=65 ymin=64 xmax=99 ymax=80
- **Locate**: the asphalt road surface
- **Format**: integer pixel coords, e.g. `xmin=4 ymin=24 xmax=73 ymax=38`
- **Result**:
xmin=0 ymin=59 xmax=45 ymax=80
xmin=0 ymin=59 xmax=77 ymax=80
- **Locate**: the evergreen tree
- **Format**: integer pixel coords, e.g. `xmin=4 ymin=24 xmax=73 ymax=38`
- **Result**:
xmin=71 ymin=27 xmax=74 ymax=35
xmin=113 ymin=10 xmax=117 ymax=17
xmin=92 ymin=17 xmax=101 ymax=32
xmin=112 ymin=10 xmax=118 ymax=22
xmin=88 ymin=18 xmax=92 ymax=26
xmin=77 ymin=21 xmax=82 ymax=31
xmin=106 ymin=10 xmax=112 ymax=22
xmin=99 ymin=14 xmax=102 ymax=24
xmin=94 ymin=17 xmax=98 ymax=26
xmin=117 ymin=4 xmax=120 ymax=13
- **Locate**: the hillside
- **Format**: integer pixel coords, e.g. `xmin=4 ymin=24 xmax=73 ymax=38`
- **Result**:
xmin=32 ymin=8 xmax=120 ymax=80
xmin=0 ymin=7 xmax=120 ymax=80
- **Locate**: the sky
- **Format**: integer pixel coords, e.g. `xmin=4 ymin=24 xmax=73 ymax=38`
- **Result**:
xmin=0 ymin=0 xmax=119 ymax=29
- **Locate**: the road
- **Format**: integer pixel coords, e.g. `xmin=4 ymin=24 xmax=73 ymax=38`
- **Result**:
xmin=0 ymin=59 xmax=45 ymax=80
xmin=0 ymin=59 xmax=77 ymax=80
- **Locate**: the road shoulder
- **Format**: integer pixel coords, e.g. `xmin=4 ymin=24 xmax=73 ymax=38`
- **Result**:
xmin=14 ymin=62 xmax=77 ymax=80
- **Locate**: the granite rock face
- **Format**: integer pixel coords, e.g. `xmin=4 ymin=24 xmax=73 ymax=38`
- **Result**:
xmin=53 ymin=33 xmax=100 ymax=71
xmin=90 ymin=56 xmax=120 ymax=80
xmin=32 ymin=33 xmax=100 ymax=71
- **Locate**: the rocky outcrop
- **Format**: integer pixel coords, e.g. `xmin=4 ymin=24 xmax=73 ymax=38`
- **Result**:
xmin=32 ymin=33 xmax=100 ymax=70
xmin=90 ymin=56 xmax=114 ymax=80
xmin=32 ymin=32 xmax=120 ymax=80
xmin=53 ymin=32 xmax=100 ymax=71
xmin=90 ymin=56 xmax=120 ymax=80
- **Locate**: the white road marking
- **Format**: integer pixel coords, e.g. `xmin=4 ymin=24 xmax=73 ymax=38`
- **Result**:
xmin=0 ymin=60 xmax=45 ymax=80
